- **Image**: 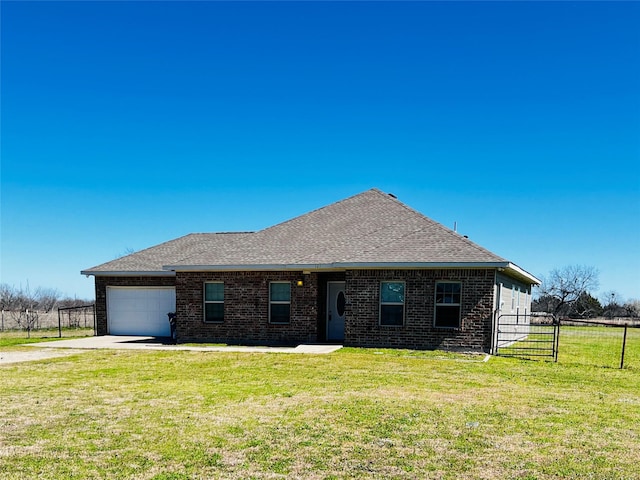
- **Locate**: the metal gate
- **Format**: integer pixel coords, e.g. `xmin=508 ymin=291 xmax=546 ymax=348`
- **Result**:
xmin=494 ymin=313 xmax=558 ymax=361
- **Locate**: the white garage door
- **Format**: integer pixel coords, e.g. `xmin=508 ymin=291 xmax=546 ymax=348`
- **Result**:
xmin=107 ymin=287 xmax=176 ymax=336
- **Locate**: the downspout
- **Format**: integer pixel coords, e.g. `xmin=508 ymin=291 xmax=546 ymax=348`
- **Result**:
xmin=489 ymin=272 xmax=500 ymax=355
xmin=491 ymin=272 xmax=503 ymax=355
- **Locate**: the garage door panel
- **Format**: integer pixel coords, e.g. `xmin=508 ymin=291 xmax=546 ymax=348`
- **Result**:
xmin=107 ymin=287 xmax=175 ymax=336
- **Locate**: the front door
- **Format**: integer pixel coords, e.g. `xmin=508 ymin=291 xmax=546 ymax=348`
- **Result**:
xmin=327 ymin=281 xmax=346 ymax=341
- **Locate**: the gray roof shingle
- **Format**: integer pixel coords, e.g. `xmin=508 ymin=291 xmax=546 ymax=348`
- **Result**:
xmin=81 ymin=233 xmax=253 ymax=274
xmin=82 ymin=189 xmax=538 ymax=283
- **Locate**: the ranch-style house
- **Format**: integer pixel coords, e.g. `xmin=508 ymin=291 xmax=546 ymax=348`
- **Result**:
xmin=82 ymin=189 xmax=539 ymax=352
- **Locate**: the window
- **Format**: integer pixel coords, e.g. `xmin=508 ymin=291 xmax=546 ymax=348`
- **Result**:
xmin=380 ymin=281 xmax=405 ymax=326
xmin=204 ymin=282 xmax=224 ymax=323
xmin=435 ymin=281 xmax=461 ymax=328
xmin=269 ymin=282 xmax=291 ymax=324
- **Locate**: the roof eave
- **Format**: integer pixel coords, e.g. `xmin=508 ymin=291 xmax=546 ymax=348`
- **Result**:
xmin=164 ymin=262 xmax=511 ymax=272
xmin=162 ymin=261 xmax=540 ymax=284
xmin=81 ymin=270 xmax=176 ymax=277
xmin=502 ymin=263 xmax=541 ymax=285
xmin=81 ymin=262 xmax=539 ymax=285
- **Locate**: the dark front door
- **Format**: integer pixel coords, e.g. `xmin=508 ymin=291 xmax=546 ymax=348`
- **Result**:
xmin=327 ymin=281 xmax=346 ymax=341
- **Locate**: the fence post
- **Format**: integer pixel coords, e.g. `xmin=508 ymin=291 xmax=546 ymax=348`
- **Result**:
xmin=58 ymin=308 xmax=62 ymax=338
xmin=620 ymin=325 xmax=628 ymax=369
xmin=554 ymin=317 xmax=560 ymax=362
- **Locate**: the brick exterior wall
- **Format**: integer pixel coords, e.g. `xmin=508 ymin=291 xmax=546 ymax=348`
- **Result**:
xmin=175 ymin=271 xmax=319 ymax=345
xmin=94 ymin=276 xmax=176 ymax=335
xmin=344 ymin=269 xmax=496 ymax=351
xmin=95 ymin=268 xmax=497 ymax=351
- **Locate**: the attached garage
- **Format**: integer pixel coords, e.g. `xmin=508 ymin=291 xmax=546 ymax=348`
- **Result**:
xmin=107 ymin=287 xmax=176 ymax=336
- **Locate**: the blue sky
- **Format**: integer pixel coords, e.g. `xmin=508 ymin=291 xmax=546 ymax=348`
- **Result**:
xmin=1 ymin=1 xmax=639 ymax=302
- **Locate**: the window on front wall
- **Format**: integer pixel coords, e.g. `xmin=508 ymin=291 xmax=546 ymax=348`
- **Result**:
xmin=434 ymin=281 xmax=461 ymax=328
xmin=380 ymin=281 xmax=405 ymax=326
xmin=204 ymin=282 xmax=224 ymax=323
xmin=269 ymin=282 xmax=291 ymax=324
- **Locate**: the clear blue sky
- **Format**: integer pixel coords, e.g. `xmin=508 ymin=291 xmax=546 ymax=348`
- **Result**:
xmin=1 ymin=1 xmax=639 ymax=302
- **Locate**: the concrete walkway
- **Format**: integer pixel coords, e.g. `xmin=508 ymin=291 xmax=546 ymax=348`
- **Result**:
xmin=26 ymin=335 xmax=343 ymax=354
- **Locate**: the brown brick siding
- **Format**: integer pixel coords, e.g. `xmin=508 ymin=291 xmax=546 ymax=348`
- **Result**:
xmin=176 ymin=271 xmax=318 ymax=345
xmin=95 ymin=268 xmax=497 ymax=351
xmin=345 ymin=269 xmax=496 ymax=351
xmin=94 ymin=276 xmax=176 ymax=335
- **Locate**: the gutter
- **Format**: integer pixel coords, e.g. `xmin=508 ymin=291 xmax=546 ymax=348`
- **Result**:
xmin=502 ymin=262 xmax=541 ymax=285
xmin=158 ymin=261 xmax=541 ymax=285
xmin=81 ymin=270 xmax=176 ymax=277
xmin=81 ymin=262 xmax=539 ymax=286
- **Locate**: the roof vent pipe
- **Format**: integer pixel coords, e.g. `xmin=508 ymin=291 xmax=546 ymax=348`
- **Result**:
xmin=454 ymin=221 xmax=457 ymax=233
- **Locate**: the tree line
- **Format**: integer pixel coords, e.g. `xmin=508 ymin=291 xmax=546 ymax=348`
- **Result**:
xmin=0 ymin=284 xmax=92 ymax=312
xmin=0 ymin=283 xmax=94 ymax=336
xmin=532 ymin=265 xmax=639 ymax=319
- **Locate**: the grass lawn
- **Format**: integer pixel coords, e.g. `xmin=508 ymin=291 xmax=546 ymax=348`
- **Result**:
xmin=0 ymin=328 xmax=94 ymax=347
xmin=0 ymin=344 xmax=638 ymax=479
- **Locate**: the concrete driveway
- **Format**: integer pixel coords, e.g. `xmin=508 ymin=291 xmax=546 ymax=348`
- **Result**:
xmin=25 ymin=335 xmax=343 ymax=354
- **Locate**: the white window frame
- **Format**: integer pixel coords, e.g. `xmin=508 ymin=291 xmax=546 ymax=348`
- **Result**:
xmin=269 ymin=281 xmax=291 ymax=324
xmin=379 ymin=281 xmax=405 ymax=327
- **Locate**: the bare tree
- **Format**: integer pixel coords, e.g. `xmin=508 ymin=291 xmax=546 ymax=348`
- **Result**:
xmin=600 ymin=291 xmax=628 ymax=319
xmin=35 ymin=287 xmax=60 ymax=312
xmin=1 ymin=283 xmax=92 ymax=333
xmin=0 ymin=284 xmax=19 ymax=331
xmin=6 ymin=284 xmax=40 ymax=337
xmin=537 ymin=265 xmax=599 ymax=317
xmin=0 ymin=284 xmax=19 ymax=311
xmin=9 ymin=309 xmax=39 ymax=338
xmin=624 ymin=299 xmax=640 ymax=318
xmin=59 ymin=296 xmax=92 ymax=308
xmin=572 ymin=291 xmax=603 ymax=318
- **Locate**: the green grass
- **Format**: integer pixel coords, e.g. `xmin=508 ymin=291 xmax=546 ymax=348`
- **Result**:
xmin=0 ymin=328 xmax=94 ymax=348
xmin=1 ymin=347 xmax=638 ymax=479
xmin=497 ymin=325 xmax=640 ymax=370
xmin=559 ymin=325 xmax=640 ymax=369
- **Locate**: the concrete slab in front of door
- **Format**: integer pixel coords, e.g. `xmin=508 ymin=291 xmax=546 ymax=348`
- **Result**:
xmin=26 ymin=336 xmax=343 ymax=354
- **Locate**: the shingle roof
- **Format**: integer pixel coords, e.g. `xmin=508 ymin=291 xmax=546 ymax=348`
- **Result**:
xmin=82 ymin=189 xmax=539 ymax=284
xmin=81 ymin=233 xmax=253 ymax=274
